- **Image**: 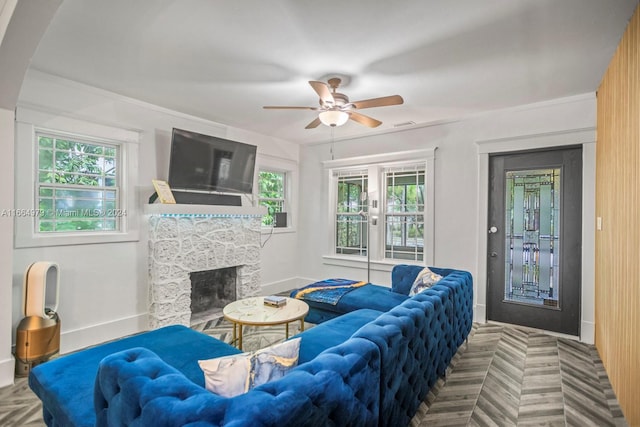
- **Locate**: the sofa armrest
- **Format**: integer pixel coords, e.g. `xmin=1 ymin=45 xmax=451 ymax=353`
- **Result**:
xmin=353 ymin=298 xmax=447 ymax=427
xmin=433 ymin=270 xmax=474 ymax=348
xmin=94 ymin=347 xmax=228 ymax=427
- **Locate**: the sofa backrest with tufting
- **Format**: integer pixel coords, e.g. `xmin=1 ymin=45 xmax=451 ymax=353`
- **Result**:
xmin=94 ymin=337 xmax=382 ymax=427
xmin=30 ymin=324 xmax=381 ymax=427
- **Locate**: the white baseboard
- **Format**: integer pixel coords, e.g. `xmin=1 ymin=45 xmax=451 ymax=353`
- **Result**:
xmin=60 ymin=313 xmax=148 ymax=355
xmin=260 ymin=277 xmax=312 ymax=296
xmin=0 ymin=356 xmax=15 ymax=388
xmin=580 ymin=320 xmax=595 ymax=344
xmin=474 ymin=304 xmax=487 ymax=323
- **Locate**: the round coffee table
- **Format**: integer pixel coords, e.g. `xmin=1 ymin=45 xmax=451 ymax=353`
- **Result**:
xmin=223 ymin=297 xmax=309 ymax=350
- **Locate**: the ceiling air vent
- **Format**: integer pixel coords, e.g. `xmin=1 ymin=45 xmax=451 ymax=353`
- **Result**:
xmin=393 ymin=121 xmax=416 ymax=128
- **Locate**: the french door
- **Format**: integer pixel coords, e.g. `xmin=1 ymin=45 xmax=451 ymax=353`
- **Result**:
xmin=487 ymin=147 xmax=582 ymax=335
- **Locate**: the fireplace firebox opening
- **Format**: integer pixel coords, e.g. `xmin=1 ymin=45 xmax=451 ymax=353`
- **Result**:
xmin=190 ymin=267 xmax=237 ymax=323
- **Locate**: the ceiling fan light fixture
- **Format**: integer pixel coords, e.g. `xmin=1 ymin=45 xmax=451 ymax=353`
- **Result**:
xmin=319 ymin=110 xmax=349 ymax=127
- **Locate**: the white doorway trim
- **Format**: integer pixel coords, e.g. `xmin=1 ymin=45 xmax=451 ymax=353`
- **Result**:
xmin=475 ymin=127 xmax=596 ymax=343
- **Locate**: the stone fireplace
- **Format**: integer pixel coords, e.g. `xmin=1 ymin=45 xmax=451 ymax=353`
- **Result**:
xmin=145 ymin=204 xmax=265 ymax=328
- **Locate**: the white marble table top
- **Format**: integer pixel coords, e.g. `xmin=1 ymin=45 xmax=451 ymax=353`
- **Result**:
xmin=223 ymin=296 xmax=309 ymax=326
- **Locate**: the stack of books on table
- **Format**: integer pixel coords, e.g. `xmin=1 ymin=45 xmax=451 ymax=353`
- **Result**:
xmin=264 ymin=295 xmax=287 ymax=307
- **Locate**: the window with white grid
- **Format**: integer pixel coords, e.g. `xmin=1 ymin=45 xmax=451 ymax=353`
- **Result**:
xmin=258 ymin=170 xmax=286 ymax=226
xmin=384 ymin=166 xmax=425 ymax=261
xmin=335 ymin=170 xmax=368 ymax=256
xmin=36 ymin=132 xmax=122 ymax=233
xmin=324 ymin=148 xmax=436 ymax=268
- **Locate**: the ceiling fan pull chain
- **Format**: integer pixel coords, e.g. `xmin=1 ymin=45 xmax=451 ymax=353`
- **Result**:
xmin=330 ymin=126 xmax=335 ymax=160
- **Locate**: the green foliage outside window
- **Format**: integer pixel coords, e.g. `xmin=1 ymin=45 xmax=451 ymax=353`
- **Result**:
xmin=258 ymin=170 xmax=285 ymax=226
xmin=37 ymin=134 xmax=120 ymax=233
xmin=385 ymin=171 xmax=425 ymax=260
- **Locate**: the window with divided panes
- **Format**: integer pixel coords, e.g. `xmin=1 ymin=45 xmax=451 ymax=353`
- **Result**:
xmin=36 ymin=132 xmax=121 ymax=233
xmin=384 ymin=167 xmax=425 ymax=261
xmin=335 ymin=171 xmax=368 ymax=256
xmin=258 ymin=170 xmax=286 ymax=226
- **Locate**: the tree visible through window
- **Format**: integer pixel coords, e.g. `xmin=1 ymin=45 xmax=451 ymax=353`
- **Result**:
xmin=336 ymin=173 xmax=368 ymax=255
xmin=258 ymin=170 xmax=286 ymax=226
xmin=385 ymin=169 xmax=425 ymax=260
xmin=327 ymin=150 xmax=434 ymax=265
xmin=37 ymin=133 xmax=122 ymax=233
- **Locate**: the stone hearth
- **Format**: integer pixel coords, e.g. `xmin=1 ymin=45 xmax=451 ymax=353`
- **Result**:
xmin=146 ymin=204 xmax=265 ymax=328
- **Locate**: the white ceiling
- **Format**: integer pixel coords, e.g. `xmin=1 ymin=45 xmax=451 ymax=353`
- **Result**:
xmin=27 ymin=0 xmax=638 ymax=144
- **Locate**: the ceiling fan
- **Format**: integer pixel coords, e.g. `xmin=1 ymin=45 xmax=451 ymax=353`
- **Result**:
xmin=263 ymin=77 xmax=404 ymax=129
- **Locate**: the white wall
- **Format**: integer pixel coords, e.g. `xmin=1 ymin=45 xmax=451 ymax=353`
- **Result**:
xmin=0 ymin=0 xmax=62 ymax=388
xmin=298 ymin=94 xmax=597 ymax=342
xmin=12 ymin=70 xmax=300 ymax=354
xmin=0 ymin=107 xmax=16 ymax=385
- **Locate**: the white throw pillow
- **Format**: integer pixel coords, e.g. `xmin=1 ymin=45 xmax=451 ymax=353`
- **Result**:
xmin=409 ymin=267 xmax=443 ymax=296
xmin=198 ymin=337 xmax=301 ymax=397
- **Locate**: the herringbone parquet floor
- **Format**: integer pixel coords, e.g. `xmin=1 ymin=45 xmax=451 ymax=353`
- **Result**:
xmin=412 ymin=323 xmax=627 ymax=426
xmin=0 ymin=322 xmax=627 ymax=426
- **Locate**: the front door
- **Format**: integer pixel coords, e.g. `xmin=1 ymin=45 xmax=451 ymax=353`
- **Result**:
xmin=487 ymin=147 xmax=582 ymax=336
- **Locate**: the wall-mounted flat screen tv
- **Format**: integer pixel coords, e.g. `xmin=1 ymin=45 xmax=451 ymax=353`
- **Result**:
xmin=168 ymin=128 xmax=257 ymax=194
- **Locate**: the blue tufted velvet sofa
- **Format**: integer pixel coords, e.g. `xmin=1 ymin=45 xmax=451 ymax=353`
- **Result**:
xmin=28 ymin=264 xmax=472 ymax=427
xmin=291 ymin=264 xmax=473 ymax=426
xmin=29 ymin=325 xmax=381 ymax=427
xmin=299 ymin=265 xmax=472 ymax=329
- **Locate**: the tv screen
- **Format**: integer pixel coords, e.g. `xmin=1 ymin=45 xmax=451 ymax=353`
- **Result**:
xmin=168 ymin=128 xmax=257 ymax=194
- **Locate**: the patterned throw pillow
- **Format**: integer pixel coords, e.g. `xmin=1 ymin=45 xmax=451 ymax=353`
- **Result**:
xmin=198 ymin=338 xmax=301 ymax=397
xmin=409 ymin=267 xmax=443 ymax=296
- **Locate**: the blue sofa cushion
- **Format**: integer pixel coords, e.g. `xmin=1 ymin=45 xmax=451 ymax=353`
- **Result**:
xmin=30 ymin=325 xmax=240 ymax=427
xmin=295 ymin=284 xmax=408 ymax=316
xmin=293 ymin=308 xmax=383 ymax=364
xmin=391 ymin=264 xmax=423 ymax=295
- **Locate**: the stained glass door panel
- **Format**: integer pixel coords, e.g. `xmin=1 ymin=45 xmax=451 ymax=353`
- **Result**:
xmin=504 ymin=169 xmax=560 ymax=308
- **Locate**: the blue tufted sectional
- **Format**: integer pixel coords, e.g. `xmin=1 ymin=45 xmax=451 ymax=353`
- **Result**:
xmin=28 ymin=264 xmax=473 ymax=427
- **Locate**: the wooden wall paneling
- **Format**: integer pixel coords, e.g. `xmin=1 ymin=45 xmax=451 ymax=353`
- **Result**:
xmin=595 ymin=5 xmax=640 ymax=425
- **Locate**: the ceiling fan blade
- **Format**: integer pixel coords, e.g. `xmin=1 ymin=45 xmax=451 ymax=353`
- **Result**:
xmin=309 ymin=81 xmax=335 ymax=106
xmin=349 ymin=111 xmax=382 ymax=128
xmin=305 ymin=117 xmax=322 ymax=129
xmin=263 ymin=106 xmax=318 ymax=110
xmin=351 ymin=95 xmax=404 ymax=109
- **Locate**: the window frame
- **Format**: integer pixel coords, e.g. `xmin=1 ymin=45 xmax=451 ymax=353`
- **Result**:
xmin=254 ymin=154 xmax=298 ymax=233
xmin=257 ymin=169 xmax=287 ymax=227
xmin=383 ymin=167 xmax=426 ymax=261
xmin=14 ymin=108 xmax=140 ymax=248
xmin=35 ymin=130 xmax=123 ymax=234
xmin=323 ymin=148 xmax=436 ymax=270
xmin=335 ymin=170 xmax=368 ymax=256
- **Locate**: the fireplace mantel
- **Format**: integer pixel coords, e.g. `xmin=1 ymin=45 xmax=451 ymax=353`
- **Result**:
xmin=144 ymin=203 xmax=266 ymax=217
